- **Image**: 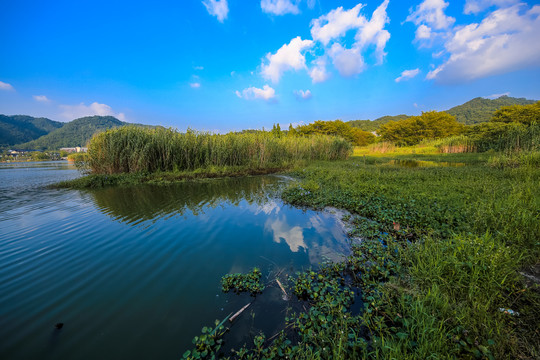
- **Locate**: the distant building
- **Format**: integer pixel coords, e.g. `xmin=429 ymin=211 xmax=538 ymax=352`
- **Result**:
xmin=60 ymin=147 xmax=87 ymax=153
xmin=60 ymin=147 xmax=77 ymax=153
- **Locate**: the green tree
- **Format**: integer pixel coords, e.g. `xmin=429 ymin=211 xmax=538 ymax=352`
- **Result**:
xmin=378 ymin=111 xmax=465 ymax=146
xmin=296 ymin=120 xmax=375 ymax=146
xmin=491 ymin=101 xmax=540 ymax=125
xmin=287 ymin=123 xmax=297 ymax=137
xmin=30 ymin=151 xmax=50 ymax=161
xmin=271 ymin=123 xmax=283 ymax=137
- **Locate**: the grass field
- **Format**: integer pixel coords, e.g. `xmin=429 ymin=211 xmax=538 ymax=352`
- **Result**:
xmin=280 ymin=151 xmax=539 ymax=359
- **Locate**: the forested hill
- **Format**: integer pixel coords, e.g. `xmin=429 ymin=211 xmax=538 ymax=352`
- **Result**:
xmin=446 ymin=96 xmax=536 ymax=124
xmin=348 ymin=96 xmax=537 ymax=131
xmin=0 ymin=115 xmax=63 ymax=147
xmin=15 ymin=116 xmax=126 ymax=150
xmin=348 ymin=115 xmax=410 ymax=132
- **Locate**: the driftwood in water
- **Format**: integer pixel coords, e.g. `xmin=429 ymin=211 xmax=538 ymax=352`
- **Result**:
xmin=229 ymin=302 xmax=251 ymax=322
xmin=275 ymin=279 xmax=288 ymax=298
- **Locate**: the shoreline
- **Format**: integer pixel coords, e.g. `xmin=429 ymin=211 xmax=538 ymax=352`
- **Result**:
xmin=51 ymin=166 xmax=292 ymax=189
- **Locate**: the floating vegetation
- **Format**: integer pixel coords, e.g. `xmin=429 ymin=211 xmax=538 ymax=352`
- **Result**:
xmin=221 ymin=267 xmax=265 ymax=296
xmin=182 ymin=319 xmax=228 ymax=360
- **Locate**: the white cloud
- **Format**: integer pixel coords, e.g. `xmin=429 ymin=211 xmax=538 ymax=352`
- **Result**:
xmin=294 ymin=89 xmax=312 ymax=100
xmin=395 ymin=68 xmax=420 ymax=82
xmin=355 ymin=0 xmax=390 ymax=64
xmin=307 ymin=0 xmax=315 ymax=9
xmin=406 ymin=0 xmax=455 ymax=29
xmin=190 ymin=82 xmax=201 ymax=88
xmin=59 ymin=102 xmax=126 ymax=121
xmin=235 ymin=85 xmax=276 ymax=101
xmin=261 ymin=36 xmax=314 ymax=83
xmin=202 ymin=0 xmax=228 ymax=22
xmin=309 ymin=56 xmax=330 ymax=83
xmin=416 ymin=24 xmax=432 ymax=39
xmin=310 ymin=0 xmax=391 ymax=73
xmin=261 ymin=0 xmax=300 ymax=15
xmin=328 ymin=43 xmax=365 ymax=77
xmin=487 ymin=92 xmax=510 ymax=99
xmin=33 ymin=95 xmax=51 ymax=103
xmin=194 ymin=66 xmax=204 ymax=70
xmin=256 ymin=1 xmax=390 ymax=84
xmin=406 ymin=0 xmax=455 ymax=41
xmin=464 ymin=0 xmax=519 ymax=14
xmin=427 ymin=4 xmax=540 ymax=82
xmin=0 ymin=81 xmax=14 ymax=91
xmin=310 ymin=4 xmax=366 ymax=46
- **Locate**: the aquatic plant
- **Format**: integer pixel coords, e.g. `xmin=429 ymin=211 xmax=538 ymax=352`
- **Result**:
xmin=221 ymin=267 xmax=265 ymax=295
xmin=182 ymin=319 xmax=228 ymax=360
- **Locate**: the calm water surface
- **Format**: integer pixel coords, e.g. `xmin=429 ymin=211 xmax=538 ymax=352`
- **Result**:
xmin=0 ymin=161 xmax=350 ymax=359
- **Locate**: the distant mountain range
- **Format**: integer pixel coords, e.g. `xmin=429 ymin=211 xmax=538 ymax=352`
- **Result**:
xmin=1 ymin=95 xmax=537 ymax=150
xmin=2 ymin=115 xmax=156 ymax=150
xmin=348 ymin=96 xmax=537 ymax=131
xmin=0 ymin=115 xmax=64 ymax=147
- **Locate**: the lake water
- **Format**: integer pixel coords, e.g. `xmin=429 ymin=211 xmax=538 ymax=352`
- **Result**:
xmin=0 ymin=161 xmax=350 ymax=359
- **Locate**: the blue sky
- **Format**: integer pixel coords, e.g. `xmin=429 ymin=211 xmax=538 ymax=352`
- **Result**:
xmin=1 ymin=0 xmax=539 ymax=132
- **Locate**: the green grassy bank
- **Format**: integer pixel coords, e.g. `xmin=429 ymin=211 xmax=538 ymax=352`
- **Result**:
xmin=54 ymin=165 xmax=291 ymax=189
xmin=184 ymin=152 xmax=539 ymax=359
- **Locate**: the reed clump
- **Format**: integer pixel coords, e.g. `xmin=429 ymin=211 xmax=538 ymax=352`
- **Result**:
xmin=86 ymin=127 xmax=352 ymax=174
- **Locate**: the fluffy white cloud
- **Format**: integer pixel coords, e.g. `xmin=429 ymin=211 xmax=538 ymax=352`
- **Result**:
xmin=310 ymin=0 xmax=390 ymax=75
xmin=395 ymin=68 xmax=420 ymax=82
xmin=235 ymin=85 xmax=276 ymax=101
xmin=261 ymin=36 xmax=314 ymax=83
xmin=406 ymin=0 xmax=455 ymax=29
xmin=416 ymin=24 xmax=432 ymax=39
xmin=202 ymin=0 xmax=228 ymax=22
xmin=59 ymin=102 xmax=126 ymax=121
xmin=310 ymin=4 xmax=366 ymax=46
xmin=261 ymin=0 xmax=300 ymax=15
xmin=33 ymin=95 xmax=50 ymax=103
xmin=464 ymin=0 xmax=519 ymax=14
xmin=0 ymin=81 xmax=14 ymax=91
xmin=406 ymin=0 xmax=455 ymax=41
xmin=427 ymin=4 xmax=540 ymax=82
xmin=294 ymin=89 xmax=312 ymax=100
xmin=256 ymin=1 xmax=390 ymax=84
xmin=190 ymin=82 xmax=201 ymax=88
xmin=328 ymin=43 xmax=365 ymax=77
xmin=355 ymin=0 xmax=390 ymax=64
xmin=309 ymin=56 xmax=330 ymax=83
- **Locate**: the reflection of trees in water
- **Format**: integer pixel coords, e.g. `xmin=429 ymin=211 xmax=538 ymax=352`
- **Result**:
xmin=89 ymin=176 xmax=286 ymax=224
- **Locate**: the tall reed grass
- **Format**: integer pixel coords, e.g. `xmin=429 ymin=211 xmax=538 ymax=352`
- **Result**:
xmin=86 ymin=127 xmax=352 ymax=174
xmin=434 ymin=123 xmax=540 ymax=153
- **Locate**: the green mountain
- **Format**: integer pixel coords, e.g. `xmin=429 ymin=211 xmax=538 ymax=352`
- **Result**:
xmin=348 ymin=96 xmax=537 ymax=130
xmin=446 ymin=96 xmax=536 ymax=125
xmin=348 ymin=115 xmax=410 ymax=132
xmin=0 ymin=115 xmax=64 ymax=147
xmin=16 ymin=116 xmax=126 ymax=150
